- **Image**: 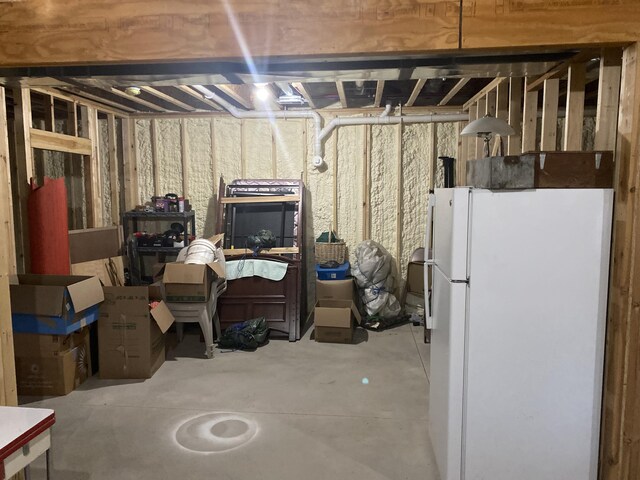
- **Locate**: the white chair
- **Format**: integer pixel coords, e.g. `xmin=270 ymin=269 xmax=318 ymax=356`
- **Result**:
xmin=168 ymin=279 xmax=227 ymax=359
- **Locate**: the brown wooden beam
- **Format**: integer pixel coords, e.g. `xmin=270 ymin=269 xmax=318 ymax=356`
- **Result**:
xmin=406 ymin=79 xmax=426 ymax=107
xmin=540 ymin=78 xmax=559 ymax=151
xmin=110 ymin=88 xmax=167 ymax=112
xmin=51 ymin=87 xmax=135 ymax=115
xmin=563 ymin=63 xmax=586 ymax=151
xmin=291 ymin=82 xmax=316 ymax=109
xmin=30 ymin=128 xmax=92 ymax=155
xmin=526 ymin=51 xmax=594 ymax=93
xmin=140 ymin=86 xmax=196 ymax=112
xmin=374 ymin=80 xmax=385 ymax=108
xmin=507 ymin=77 xmax=523 ymax=155
xmin=85 ymin=107 xmax=103 ymax=227
xmin=521 ymin=78 xmax=539 ymax=153
xmin=336 ymin=81 xmax=347 ymax=109
xmin=12 ymin=87 xmax=33 ymax=273
xmin=122 ymin=117 xmax=139 ymax=211
xmin=0 ymin=85 xmax=16 ymax=407
xmin=464 ymin=77 xmax=505 ymax=111
xmin=439 ymin=78 xmax=470 ymax=106
xmin=595 ymin=49 xmax=623 ymax=151
xmin=175 ymin=85 xmax=222 ymax=111
xmin=601 ymin=41 xmax=640 ymax=480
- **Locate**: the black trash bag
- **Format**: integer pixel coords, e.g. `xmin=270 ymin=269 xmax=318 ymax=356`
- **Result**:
xmin=218 ymin=317 xmax=269 ymax=350
xmin=246 ymin=229 xmax=277 ymax=251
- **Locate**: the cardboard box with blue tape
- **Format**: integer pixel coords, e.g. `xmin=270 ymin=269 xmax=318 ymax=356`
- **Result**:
xmin=10 ymin=274 xmax=105 ymax=334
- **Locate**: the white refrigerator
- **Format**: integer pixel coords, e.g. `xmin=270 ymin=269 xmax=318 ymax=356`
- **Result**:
xmin=426 ymin=187 xmax=613 ymax=480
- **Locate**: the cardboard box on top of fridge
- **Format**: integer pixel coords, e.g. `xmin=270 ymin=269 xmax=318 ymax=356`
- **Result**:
xmin=314 ymin=299 xmax=362 ymax=344
xmin=15 ymin=327 xmax=91 ymax=396
xmin=98 ymin=286 xmax=175 ymax=379
xmin=316 ymin=278 xmax=355 ymax=301
xmin=10 ymin=274 xmax=104 ymax=335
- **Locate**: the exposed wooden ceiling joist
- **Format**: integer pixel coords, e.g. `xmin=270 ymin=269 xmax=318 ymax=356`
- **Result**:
xmin=174 ymin=85 xmax=223 ymax=111
xmin=30 ymin=86 xmax=135 ymax=116
xmin=525 ymin=51 xmax=595 ymax=92
xmin=438 ymin=78 xmax=470 ymax=106
xmin=291 ymin=82 xmax=316 ymax=109
xmin=406 ymin=79 xmax=427 ymax=107
xmin=140 ymin=86 xmax=196 ymax=112
xmin=464 ymin=77 xmax=506 ymax=110
xmin=336 ymin=81 xmax=347 ymax=108
xmin=374 ymin=80 xmax=385 ymax=107
xmin=110 ymin=87 xmax=168 ymax=112
xmin=215 ymin=84 xmax=253 ymax=110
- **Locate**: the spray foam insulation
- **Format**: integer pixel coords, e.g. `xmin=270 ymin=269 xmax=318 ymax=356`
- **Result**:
xmin=337 ymin=125 xmax=364 ymax=264
xmin=243 ymin=119 xmax=273 ymax=178
xmin=136 ymin=119 xmax=154 ymax=204
xmin=157 ymin=119 xmax=183 ymax=195
xmin=185 ymin=118 xmax=214 ymax=237
xmin=214 ymin=118 xmax=242 ymax=184
xmin=275 ymin=119 xmax=305 ymax=179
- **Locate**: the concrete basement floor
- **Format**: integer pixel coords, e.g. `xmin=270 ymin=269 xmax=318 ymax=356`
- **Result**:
xmin=20 ymin=323 xmax=437 ymax=480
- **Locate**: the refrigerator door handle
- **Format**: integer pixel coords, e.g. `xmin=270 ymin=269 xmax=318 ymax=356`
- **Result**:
xmin=425 ymin=194 xmax=435 ymax=328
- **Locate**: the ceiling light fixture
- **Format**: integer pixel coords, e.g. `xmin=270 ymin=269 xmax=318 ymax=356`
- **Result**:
xmin=254 ymin=83 xmax=270 ymax=102
xmin=124 ymin=86 xmax=141 ymax=96
xmin=460 ymin=114 xmax=515 ymax=157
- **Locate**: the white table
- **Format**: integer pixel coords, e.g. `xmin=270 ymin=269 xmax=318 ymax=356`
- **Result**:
xmin=0 ymin=407 xmax=55 ymax=480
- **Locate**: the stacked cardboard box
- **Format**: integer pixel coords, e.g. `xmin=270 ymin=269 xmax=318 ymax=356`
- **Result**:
xmin=314 ymin=279 xmax=362 ymax=344
xmin=14 ymin=328 xmax=91 ymax=396
xmin=98 ymin=286 xmax=175 ymax=379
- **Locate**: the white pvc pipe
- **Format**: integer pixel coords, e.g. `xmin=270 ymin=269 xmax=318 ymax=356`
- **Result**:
xmin=193 ymin=85 xmax=468 ymax=169
xmin=318 ymin=112 xmax=469 ymax=144
xmin=193 ymin=85 xmax=325 ymax=166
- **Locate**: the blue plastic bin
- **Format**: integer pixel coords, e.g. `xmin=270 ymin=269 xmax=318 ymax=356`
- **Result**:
xmin=316 ymin=261 xmax=350 ymax=280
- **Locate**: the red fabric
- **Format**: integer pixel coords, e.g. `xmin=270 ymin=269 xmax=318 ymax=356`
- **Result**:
xmin=28 ymin=177 xmax=70 ymax=274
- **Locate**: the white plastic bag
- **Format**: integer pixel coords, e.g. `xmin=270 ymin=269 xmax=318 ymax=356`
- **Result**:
xmin=351 ymin=240 xmax=401 ymax=319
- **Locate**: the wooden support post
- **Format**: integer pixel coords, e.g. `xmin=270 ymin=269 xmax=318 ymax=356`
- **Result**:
xmin=600 ymin=42 xmax=640 ymax=480
xmin=85 ymin=107 xmax=102 ymax=227
xmin=396 ymin=123 xmax=403 ymax=267
xmin=180 ymin=118 xmax=189 ymax=198
xmin=332 ymin=118 xmax=338 ymax=231
xmin=563 ymin=63 xmax=586 ymax=151
xmin=44 ymin=94 xmax=54 ymax=132
xmin=107 ymin=114 xmax=119 ymax=225
xmin=150 ymin=118 xmax=159 ymax=195
xmin=65 ymin=102 xmax=81 ymax=228
xmin=1 ymin=86 xmax=17 ymax=405
xmin=522 ymin=78 xmax=539 ymax=153
xmin=362 ymin=125 xmax=371 ymax=239
xmin=475 ymin=97 xmax=486 ymax=158
xmin=595 ymin=49 xmax=623 ymax=151
xmin=540 ymin=78 xmax=560 ymax=151
xmin=467 ymin=103 xmax=479 ymax=161
xmin=122 ymin=117 xmax=139 ymax=211
xmin=457 ymin=121 xmax=468 ymax=186
xmin=508 ymin=78 xmax=524 ymax=155
xmin=301 ymin=120 xmax=308 ymax=186
xmin=429 ymin=123 xmax=438 ymax=189
xmin=12 ymin=87 xmax=33 ymax=273
xmin=485 ymin=89 xmax=497 ymax=117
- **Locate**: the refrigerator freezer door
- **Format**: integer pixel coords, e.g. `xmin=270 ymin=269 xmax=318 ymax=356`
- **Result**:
xmin=429 ymin=265 xmax=468 ymax=480
xmin=462 ymin=189 xmax=613 ymax=480
xmin=433 ymin=188 xmax=470 ymax=281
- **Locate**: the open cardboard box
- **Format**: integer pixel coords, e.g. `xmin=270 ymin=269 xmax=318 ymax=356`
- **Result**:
xmin=314 ymin=299 xmax=362 ymax=344
xmin=10 ymin=274 xmax=104 ymax=334
xmin=98 ymin=286 xmax=175 ymax=379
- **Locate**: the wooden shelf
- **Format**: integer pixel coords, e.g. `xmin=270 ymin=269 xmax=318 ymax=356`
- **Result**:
xmin=223 ymin=247 xmax=299 ymax=255
xmin=219 ymin=195 xmax=300 ymax=204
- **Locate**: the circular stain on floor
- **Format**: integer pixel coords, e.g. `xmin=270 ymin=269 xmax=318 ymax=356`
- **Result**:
xmin=175 ymin=413 xmax=258 ymax=453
